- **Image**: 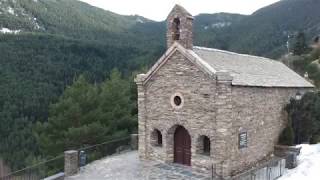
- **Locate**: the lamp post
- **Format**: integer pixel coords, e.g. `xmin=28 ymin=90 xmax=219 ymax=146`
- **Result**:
xmin=295 ymin=92 xmax=302 ymax=101
xmin=294 ymin=92 xmax=302 ymax=144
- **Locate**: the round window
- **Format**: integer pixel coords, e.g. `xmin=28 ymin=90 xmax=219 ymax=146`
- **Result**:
xmin=171 ymin=93 xmax=184 ymax=109
xmin=174 ymin=96 xmax=182 ymax=106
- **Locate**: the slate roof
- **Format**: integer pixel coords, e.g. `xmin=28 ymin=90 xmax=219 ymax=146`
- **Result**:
xmin=171 ymin=4 xmax=192 ymax=17
xmin=193 ymin=46 xmax=314 ymax=88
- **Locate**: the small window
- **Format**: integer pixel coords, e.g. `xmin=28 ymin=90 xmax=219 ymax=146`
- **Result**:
xmin=197 ymin=135 xmax=211 ymax=156
xmin=173 ymin=18 xmax=180 ymax=40
xmin=203 ymin=136 xmax=210 ymax=154
xmin=151 ymin=129 xmax=162 ymax=147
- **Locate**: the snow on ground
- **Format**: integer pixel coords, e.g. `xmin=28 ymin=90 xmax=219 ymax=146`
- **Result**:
xmin=279 ymin=144 xmax=320 ymax=180
xmin=0 ymin=28 xmax=20 ymax=34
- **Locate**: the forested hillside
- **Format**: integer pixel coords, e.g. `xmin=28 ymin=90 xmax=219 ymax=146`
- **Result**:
xmin=0 ymin=33 xmax=157 ymax=170
xmin=223 ymin=0 xmax=320 ymax=57
xmin=1 ymin=0 xmax=320 ymax=172
xmin=0 ymin=0 xmax=166 ymax=171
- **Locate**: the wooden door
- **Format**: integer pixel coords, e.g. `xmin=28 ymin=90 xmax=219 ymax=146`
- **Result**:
xmin=174 ymin=126 xmax=191 ymax=166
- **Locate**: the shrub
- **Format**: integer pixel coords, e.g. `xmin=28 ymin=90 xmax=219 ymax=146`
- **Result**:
xmin=285 ymin=92 xmax=320 ymax=144
xmin=310 ymin=134 xmax=320 ymax=144
xmin=279 ymin=125 xmax=295 ymax=146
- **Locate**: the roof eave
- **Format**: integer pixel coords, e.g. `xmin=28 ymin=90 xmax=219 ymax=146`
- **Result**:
xmin=231 ymin=83 xmax=315 ymax=88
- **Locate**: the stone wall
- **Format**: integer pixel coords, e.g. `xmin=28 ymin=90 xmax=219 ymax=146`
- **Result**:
xmin=0 ymin=159 xmax=10 ymax=178
xmin=142 ymin=50 xmax=217 ymax=170
xmin=229 ymin=86 xmax=310 ymax=175
xmin=64 ymin=150 xmax=78 ymax=177
xmin=136 ymin=48 xmax=312 ymax=177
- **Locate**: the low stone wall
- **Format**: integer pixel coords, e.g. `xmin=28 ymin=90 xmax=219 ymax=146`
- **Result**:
xmin=274 ymin=145 xmax=301 ymax=169
xmin=0 ymin=159 xmax=11 ymax=178
xmin=231 ymin=157 xmax=286 ymax=180
xmin=131 ymin=134 xmax=138 ymax=150
xmin=60 ymin=135 xmax=138 ymax=179
xmin=274 ymin=145 xmax=301 ymax=157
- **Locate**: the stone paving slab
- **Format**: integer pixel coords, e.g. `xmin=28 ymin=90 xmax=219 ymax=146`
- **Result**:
xmin=67 ymin=151 xmax=211 ymax=180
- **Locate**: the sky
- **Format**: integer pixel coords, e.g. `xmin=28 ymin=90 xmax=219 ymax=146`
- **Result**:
xmin=79 ymin=0 xmax=280 ymax=21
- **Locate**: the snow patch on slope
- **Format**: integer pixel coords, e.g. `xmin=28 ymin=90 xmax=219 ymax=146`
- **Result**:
xmin=203 ymin=22 xmax=232 ymax=30
xmin=29 ymin=16 xmax=42 ymax=30
xmin=7 ymin=7 xmax=15 ymax=15
xmin=211 ymin=22 xmax=231 ymax=28
xmin=279 ymin=144 xmax=320 ymax=180
xmin=0 ymin=28 xmax=21 ymax=34
xmin=136 ymin=17 xmax=144 ymax=23
xmin=0 ymin=0 xmax=44 ymax=30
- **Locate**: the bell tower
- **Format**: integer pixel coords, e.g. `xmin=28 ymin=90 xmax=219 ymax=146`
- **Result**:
xmin=166 ymin=4 xmax=194 ymax=49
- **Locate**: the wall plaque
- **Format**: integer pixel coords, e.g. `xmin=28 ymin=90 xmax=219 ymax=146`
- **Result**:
xmin=239 ymin=132 xmax=248 ymax=149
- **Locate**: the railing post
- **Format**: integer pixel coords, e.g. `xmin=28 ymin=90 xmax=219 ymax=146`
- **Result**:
xmin=131 ymin=134 xmax=138 ymax=150
xmin=64 ymin=150 xmax=79 ymax=177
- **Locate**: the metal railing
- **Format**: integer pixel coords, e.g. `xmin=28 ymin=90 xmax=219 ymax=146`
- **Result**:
xmin=78 ymin=136 xmax=131 ymax=165
xmin=0 ymin=155 xmax=64 ymax=180
xmin=229 ymin=158 xmax=286 ymax=180
xmin=0 ymin=136 xmax=132 ymax=180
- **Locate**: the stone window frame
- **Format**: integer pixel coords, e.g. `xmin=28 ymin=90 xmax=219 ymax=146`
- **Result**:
xmin=151 ymin=129 xmax=163 ymax=147
xmin=170 ymin=92 xmax=184 ymax=109
xmin=196 ymin=135 xmax=211 ymax=156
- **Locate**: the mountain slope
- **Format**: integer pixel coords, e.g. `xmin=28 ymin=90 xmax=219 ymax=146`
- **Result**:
xmin=0 ymin=0 xmax=163 ymax=170
xmin=0 ymin=0 xmax=149 ymax=35
xmin=193 ymin=13 xmax=246 ymax=49
xmin=128 ymin=0 xmax=320 ymax=58
xmin=2 ymin=0 xmax=320 ymax=58
xmin=0 ymin=0 xmax=158 ymax=50
xmin=220 ymin=0 xmax=320 ymax=57
xmin=1 ymin=0 xmax=320 ymax=171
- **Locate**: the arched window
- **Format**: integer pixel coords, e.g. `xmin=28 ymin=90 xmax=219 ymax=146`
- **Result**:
xmin=173 ymin=18 xmax=180 ymax=40
xmin=151 ymin=129 xmax=163 ymax=147
xmin=197 ymin=135 xmax=210 ymax=156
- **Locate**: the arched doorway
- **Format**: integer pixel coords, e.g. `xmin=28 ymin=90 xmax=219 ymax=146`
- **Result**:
xmin=174 ymin=126 xmax=191 ymax=166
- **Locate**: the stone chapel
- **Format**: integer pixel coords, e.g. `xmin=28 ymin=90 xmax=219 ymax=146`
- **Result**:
xmin=135 ymin=4 xmax=314 ymax=177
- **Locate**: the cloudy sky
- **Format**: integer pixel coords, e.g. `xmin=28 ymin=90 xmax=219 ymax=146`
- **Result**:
xmin=79 ymin=0 xmax=280 ymax=21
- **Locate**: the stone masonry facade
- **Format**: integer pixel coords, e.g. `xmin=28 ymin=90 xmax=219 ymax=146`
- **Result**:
xmin=136 ymin=49 xmax=310 ymax=177
xmin=135 ymin=4 xmax=313 ymax=179
xmin=229 ymin=87 xmax=307 ymax=175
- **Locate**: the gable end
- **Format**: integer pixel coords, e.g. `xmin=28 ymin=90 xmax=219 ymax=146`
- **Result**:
xmin=136 ymin=43 xmax=218 ymax=86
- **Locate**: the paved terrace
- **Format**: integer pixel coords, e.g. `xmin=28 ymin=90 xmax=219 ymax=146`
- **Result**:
xmin=67 ymin=151 xmax=211 ymax=180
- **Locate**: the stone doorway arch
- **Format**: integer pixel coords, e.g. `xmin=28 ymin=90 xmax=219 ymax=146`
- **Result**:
xmin=174 ymin=126 xmax=191 ymax=166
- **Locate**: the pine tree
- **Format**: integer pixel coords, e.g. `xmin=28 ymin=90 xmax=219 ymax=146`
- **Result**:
xmin=292 ymin=32 xmax=308 ymax=56
xmin=279 ymin=121 xmax=295 ymax=146
xmin=36 ymin=70 xmax=137 ymax=157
